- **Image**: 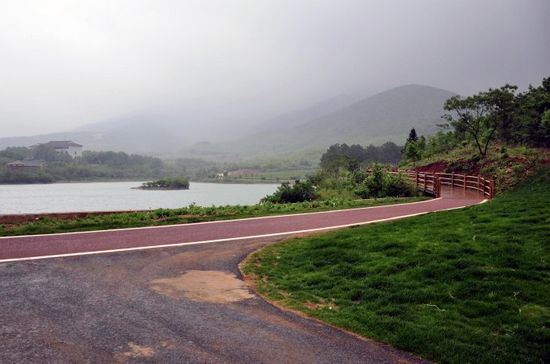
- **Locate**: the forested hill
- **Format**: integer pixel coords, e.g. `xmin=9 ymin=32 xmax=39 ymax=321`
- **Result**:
xmin=213 ymin=84 xmax=456 ymax=160
xmin=297 ymin=84 xmax=456 ymax=144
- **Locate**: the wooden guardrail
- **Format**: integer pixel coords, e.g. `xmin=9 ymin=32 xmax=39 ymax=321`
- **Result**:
xmin=435 ymin=172 xmax=495 ymax=199
xmin=387 ymin=171 xmax=495 ymax=199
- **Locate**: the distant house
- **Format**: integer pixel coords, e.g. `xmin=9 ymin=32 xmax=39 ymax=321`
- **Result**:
xmin=7 ymin=160 xmax=46 ymax=170
xmin=41 ymin=141 xmax=83 ymax=158
xmin=227 ymin=169 xmax=259 ymax=177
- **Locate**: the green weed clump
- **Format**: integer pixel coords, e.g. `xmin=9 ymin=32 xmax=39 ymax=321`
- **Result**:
xmin=244 ymin=168 xmax=550 ymax=364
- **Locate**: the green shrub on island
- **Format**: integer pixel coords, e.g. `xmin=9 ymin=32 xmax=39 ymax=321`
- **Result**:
xmin=139 ymin=177 xmax=190 ymax=190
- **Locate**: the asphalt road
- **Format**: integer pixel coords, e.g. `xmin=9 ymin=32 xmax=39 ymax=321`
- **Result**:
xmin=0 ymin=191 xmax=483 ymax=363
xmin=0 ymin=190 xmax=483 ymax=263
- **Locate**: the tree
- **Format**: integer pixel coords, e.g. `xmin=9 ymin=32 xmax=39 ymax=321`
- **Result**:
xmin=402 ymin=128 xmax=423 ymax=165
xmin=487 ymin=85 xmax=518 ymax=143
xmin=0 ymin=146 xmax=32 ymax=161
xmin=407 ymin=128 xmax=418 ymax=143
xmin=442 ymin=82 xmax=549 ymax=155
xmin=443 ymin=90 xmax=503 ymax=158
xmin=377 ymin=142 xmax=402 ymax=164
xmin=403 ymin=141 xmax=421 ymax=165
xmin=320 ymin=144 xmax=357 ymax=174
xmin=541 ymin=110 xmax=550 ymax=144
xmin=514 ymin=77 xmax=550 ymax=147
xmin=320 ymin=143 xmax=403 ymax=174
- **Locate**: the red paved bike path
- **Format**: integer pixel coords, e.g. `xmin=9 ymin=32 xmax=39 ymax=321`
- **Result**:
xmin=0 ymin=193 xmax=483 ymax=262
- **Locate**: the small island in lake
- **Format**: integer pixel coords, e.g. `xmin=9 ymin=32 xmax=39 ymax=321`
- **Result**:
xmin=136 ymin=177 xmax=190 ymax=190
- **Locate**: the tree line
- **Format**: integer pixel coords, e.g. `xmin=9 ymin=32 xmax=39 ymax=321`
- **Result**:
xmin=263 ymin=142 xmax=414 ymax=204
xmin=319 ymin=142 xmax=402 ymax=174
xmin=401 ymin=76 xmax=549 ymax=164
xmin=0 ymin=147 xmax=166 ymax=183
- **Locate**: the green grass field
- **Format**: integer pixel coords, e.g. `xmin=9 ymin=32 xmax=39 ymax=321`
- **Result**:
xmin=0 ymin=196 xmax=426 ymax=237
xmin=243 ymin=168 xmax=550 ymax=363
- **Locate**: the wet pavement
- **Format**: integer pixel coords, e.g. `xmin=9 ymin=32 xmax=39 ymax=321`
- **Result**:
xmin=0 ymin=238 xmax=429 ymax=363
xmin=0 ymin=195 xmax=483 ymax=262
xmin=0 ymin=195 xmax=485 ymax=363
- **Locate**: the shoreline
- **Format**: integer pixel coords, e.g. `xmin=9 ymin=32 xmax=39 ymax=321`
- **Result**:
xmin=131 ymin=187 xmax=190 ymax=191
xmin=0 ymin=179 xmax=280 ymax=186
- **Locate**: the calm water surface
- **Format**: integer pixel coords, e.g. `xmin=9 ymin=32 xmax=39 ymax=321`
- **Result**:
xmin=0 ymin=181 xmax=279 ymax=214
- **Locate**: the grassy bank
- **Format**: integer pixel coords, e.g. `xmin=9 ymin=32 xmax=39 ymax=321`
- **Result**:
xmin=402 ymin=143 xmax=548 ymax=194
xmin=243 ymin=168 xmax=550 ymax=363
xmin=0 ymin=196 xmax=427 ymax=237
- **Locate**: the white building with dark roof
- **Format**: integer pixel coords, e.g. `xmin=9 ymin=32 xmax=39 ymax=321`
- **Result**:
xmin=41 ymin=141 xmax=83 ymax=158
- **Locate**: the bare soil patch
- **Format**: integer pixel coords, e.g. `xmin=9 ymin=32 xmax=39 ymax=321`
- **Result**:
xmin=149 ymin=270 xmax=254 ymax=303
xmin=114 ymin=342 xmax=155 ymax=362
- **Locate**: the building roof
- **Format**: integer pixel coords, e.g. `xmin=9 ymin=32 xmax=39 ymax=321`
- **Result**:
xmin=42 ymin=140 xmax=82 ymax=148
xmin=7 ymin=160 xmax=45 ymax=167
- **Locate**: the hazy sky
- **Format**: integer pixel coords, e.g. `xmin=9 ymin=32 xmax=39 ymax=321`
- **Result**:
xmin=1 ymin=0 xmax=549 ymax=137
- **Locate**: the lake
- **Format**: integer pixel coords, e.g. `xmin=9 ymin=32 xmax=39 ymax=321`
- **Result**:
xmin=0 ymin=181 xmax=279 ymax=214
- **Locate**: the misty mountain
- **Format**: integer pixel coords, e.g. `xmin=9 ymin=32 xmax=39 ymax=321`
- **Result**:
xmin=0 ymin=109 xmax=258 ymax=154
xmin=0 ymin=84 xmax=456 ymax=161
xmin=295 ymin=84 xmax=456 ymax=145
xmin=208 ymin=84 xmax=457 ymax=160
xmin=0 ymin=92 xmax=366 ymax=154
xmin=250 ymin=92 xmax=370 ymax=134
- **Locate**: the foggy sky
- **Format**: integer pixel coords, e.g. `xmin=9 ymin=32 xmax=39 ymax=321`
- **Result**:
xmin=1 ymin=0 xmax=549 ymax=137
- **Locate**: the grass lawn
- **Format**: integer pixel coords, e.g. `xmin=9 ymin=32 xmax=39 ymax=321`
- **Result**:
xmin=243 ymin=168 xmax=550 ymax=364
xmin=0 ymin=196 xmax=427 ymax=237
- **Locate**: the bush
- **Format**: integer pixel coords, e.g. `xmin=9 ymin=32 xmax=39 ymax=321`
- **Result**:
xmin=364 ymin=165 xmax=386 ymax=197
xmin=384 ymin=173 xmax=416 ymax=197
xmin=355 ymin=165 xmax=416 ymax=198
xmin=261 ymin=180 xmax=319 ymax=204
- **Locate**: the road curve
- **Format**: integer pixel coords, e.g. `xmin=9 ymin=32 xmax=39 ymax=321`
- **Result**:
xmin=0 ymin=190 xmax=485 ymax=363
xmin=0 ymin=189 xmax=483 ymax=262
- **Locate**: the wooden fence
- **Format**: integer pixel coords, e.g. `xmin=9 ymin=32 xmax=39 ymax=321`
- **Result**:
xmin=388 ymin=171 xmax=495 ymax=199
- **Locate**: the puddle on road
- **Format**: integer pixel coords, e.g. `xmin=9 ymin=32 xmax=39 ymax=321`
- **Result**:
xmin=149 ymin=270 xmax=254 ymax=303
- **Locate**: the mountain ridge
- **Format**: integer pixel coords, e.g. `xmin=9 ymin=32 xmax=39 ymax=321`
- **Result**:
xmin=204 ymin=84 xmax=457 ymax=160
xmin=0 ymin=84 xmax=457 ymax=161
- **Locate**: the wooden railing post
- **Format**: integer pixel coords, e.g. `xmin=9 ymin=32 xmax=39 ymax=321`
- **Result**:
xmin=463 ymin=174 xmax=467 ymax=191
xmin=451 ymin=173 xmax=454 ymax=188
xmin=415 ymin=171 xmax=419 ymax=189
xmin=423 ymin=173 xmax=427 ymax=193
